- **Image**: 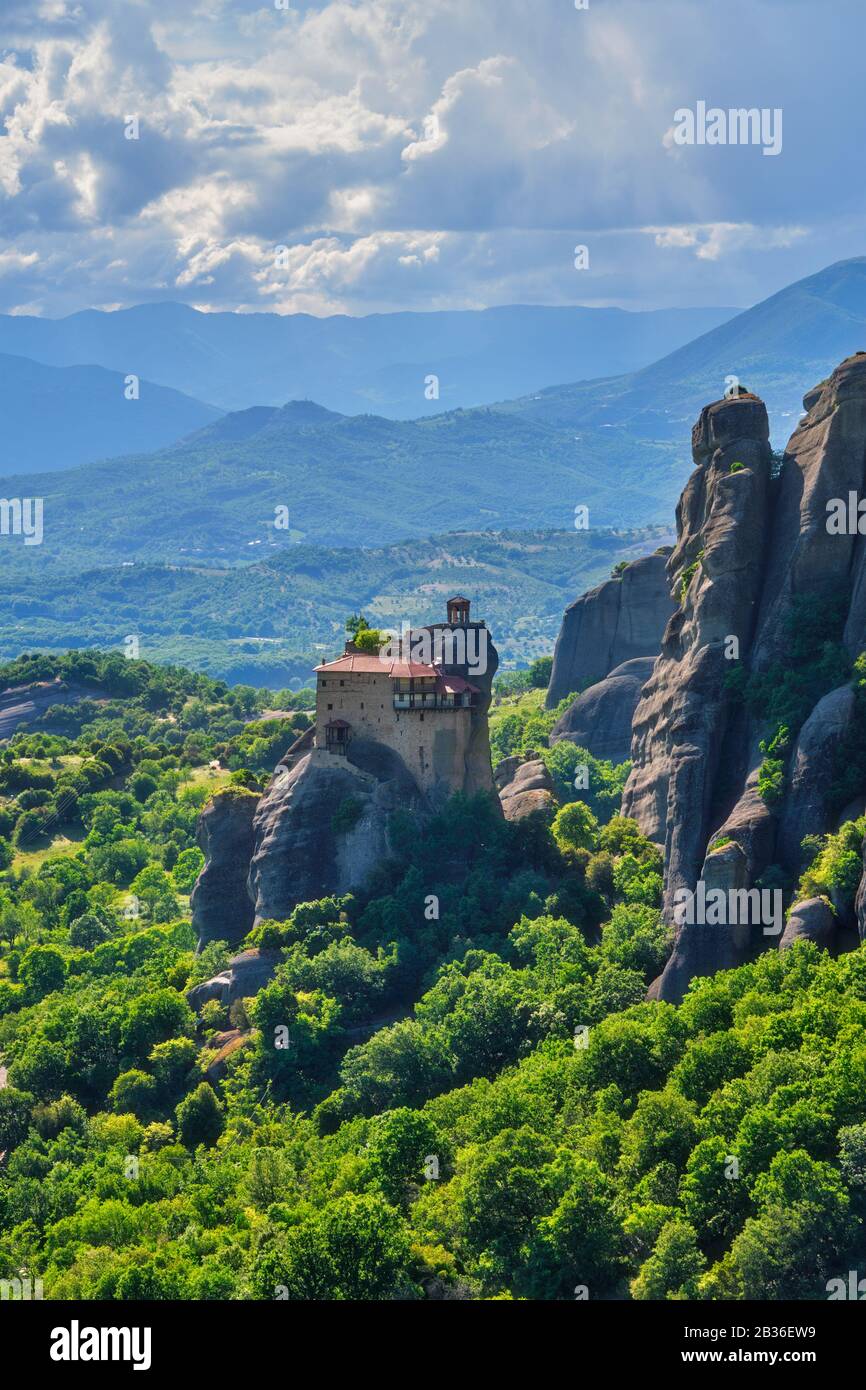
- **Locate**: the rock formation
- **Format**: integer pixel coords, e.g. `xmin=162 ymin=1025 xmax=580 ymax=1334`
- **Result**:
xmin=622 ymin=360 xmax=866 ymax=1001
xmin=496 ymin=756 xmax=558 ymax=821
xmin=248 ymin=742 xmax=425 ymax=925
xmin=546 ymin=550 xmax=675 ymax=707
xmin=186 ymin=947 xmax=282 ymax=1012
xmin=549 ymin=656 xmax=655 ymax=764
xmin=778 ymin=898 xmax=837 ymax=952
xmin=190 ymin=789 xmax=259 ymax=949
xmin=192 ymin=602 xmax=501 ymax=944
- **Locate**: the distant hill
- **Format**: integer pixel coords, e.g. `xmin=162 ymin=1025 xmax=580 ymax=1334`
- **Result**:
xmin=0 ymin=525 xmax=673 ymax=686
xmin=0 ymin=351 xmax=221 ymax=474
xmin=7 ymin=259 xmax=866 ymax=559
xmin=0 ymin=300 xmax=737 ymax=418
xmin=509 ymin=257 xmax=866 ymax=447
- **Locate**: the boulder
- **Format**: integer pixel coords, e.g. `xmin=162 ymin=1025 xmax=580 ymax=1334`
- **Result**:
xmin=546 ymin=550 xmax=674 ymax=708
xmin=186 ymin=971 xmax=232 ymax=1011
xmin=550 ymin=656 xmax=655 ymax=764
xmin=186 ymin=947 xmax=282 ymax=1012
xmin=190 ymin=789 xmax=259 ymax=951
xmin=493 ymin=755 xmax=524 ymax=792
xmin=779 ymin=898 xmax=837 ymax=951
xmin=224 ymin=948 xmax=282 ymax=1001
xmin=498 ymin=758 xmax=558 ymax=822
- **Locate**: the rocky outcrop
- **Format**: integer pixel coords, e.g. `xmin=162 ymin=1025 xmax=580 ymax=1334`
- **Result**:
xmin=497 ymin=757 xmax=558 ymax=822
xmin=186 ymin=947 xmax=282 ymax=1011
xmin=627 ymin=360 xmax=866 ymax=1001
xmin=248 ymin=745 xmax=426 ymax=925
xmin=751 ymin=354 xmax=866 ymax=670
xmin=779 ymin=898 xmax=837 ymax=952
xmin=546 ymin=551 xmax=675 ymax=707
xmin=776 ymin=685 xmax=857 ymax=874
xmin=190 ymin=789 xmax=259 ymax=950
xmin=550 ymin=656 xmax=655 ymax=764
xmin=623 ymin=394 xmax=773 ymax=942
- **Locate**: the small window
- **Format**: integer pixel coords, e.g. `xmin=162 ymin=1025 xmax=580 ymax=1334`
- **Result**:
xmin=340 ymin=679 xmax=345 ymax=687
xmin=327 ymin=703 xmax=333 ymax=711
xmin=321 ymin=680 xmax=326 ymax=687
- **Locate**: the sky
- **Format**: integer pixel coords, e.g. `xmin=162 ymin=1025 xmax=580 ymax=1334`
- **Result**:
xmin=1 ymin=0 xmax=865 ymax=319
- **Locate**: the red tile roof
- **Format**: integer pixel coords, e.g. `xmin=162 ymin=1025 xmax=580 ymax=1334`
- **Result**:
xmin=436 ymin=673 xmax=481 ymax=695
xmin=314 ymin=653 xmax=438 ymax=678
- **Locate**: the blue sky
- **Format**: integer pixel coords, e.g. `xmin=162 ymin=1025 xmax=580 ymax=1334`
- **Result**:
xmin=0 ymin=0 xmax=864 ymax=318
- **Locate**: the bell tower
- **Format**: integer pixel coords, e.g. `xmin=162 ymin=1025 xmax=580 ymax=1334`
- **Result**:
xmin=446 ymin=595 xmax=470 ymax=625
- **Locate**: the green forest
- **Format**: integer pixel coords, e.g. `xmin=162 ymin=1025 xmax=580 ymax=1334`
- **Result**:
xmin=1 ymin=651 xmax=865 ymax=1301
xmin=0 ymin=525 xmax=670 ymax=687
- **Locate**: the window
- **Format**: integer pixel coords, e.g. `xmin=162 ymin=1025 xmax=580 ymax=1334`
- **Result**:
xmin=327 ymin=703 xmax=333 ymax=711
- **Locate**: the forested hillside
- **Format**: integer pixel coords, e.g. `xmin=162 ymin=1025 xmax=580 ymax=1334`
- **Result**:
xmin=0 ymin=526 xmax=671 ymax=686
xmin=1 ymin=655 xmax=865 ymax=1300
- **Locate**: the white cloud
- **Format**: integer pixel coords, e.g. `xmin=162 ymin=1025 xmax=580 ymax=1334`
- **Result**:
xmin=0 ymin=0 xmax=861 ymax=316
xmin=648 ymin=222 xmax=808 ymax=261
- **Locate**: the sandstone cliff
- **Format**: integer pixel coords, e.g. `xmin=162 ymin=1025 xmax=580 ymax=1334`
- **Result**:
xmin=248 ymin=742 xmax=426 ymax=925
xmin=623 ymin=360 xmax=866 ymax=1001
xmin=546 ymin=550 xmax=675 ymax=708
xmin=190 ymin=788 xmax=259 ymax=950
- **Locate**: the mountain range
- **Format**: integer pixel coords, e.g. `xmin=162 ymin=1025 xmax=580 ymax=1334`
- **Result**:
xmin=7 ymin=257 xmax=866 ymax=681
xmin=0 ymin=300 xmax=735 ymax=420
xmin=0 ymin=351 xmax=221 ymax=475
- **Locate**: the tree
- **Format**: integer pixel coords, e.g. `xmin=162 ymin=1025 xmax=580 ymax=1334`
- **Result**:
xmin=68 ymin=911 xmax=111 ymax=950
xmin=129 ymin=865 xmax=180 ymax=923
xmin=0 ymin=1087 xmax=35 ymax=1152
xmin=176 ymin=1082 xmax=225 ymax=1148
xmin=631 ymin=1218 xmax=706 ymax=1300
xmin=253 ymin=1193 xmax=412 ymax=1300
xmin=524 ymin=1158 xmax=625 ymax=1298
xmin=171 ymin=846 xmax=205 ymax=893
xmin=528 ymin=655 xmax=553 ymax=689
xmin=552 ymin=801 xmax=599 ymax=855
xmin=367 ymin=1109 xmax=445 ymax=1204
xmin=109 ymin=1069 xmax=159 ymax=1120
xmin=18 ymin=945 xmax=66 ymax=1003
xmin=353 ymin=628 xmax=383 ymax=654
xmin=148 ymin=1037 xmax=198 ymax=1096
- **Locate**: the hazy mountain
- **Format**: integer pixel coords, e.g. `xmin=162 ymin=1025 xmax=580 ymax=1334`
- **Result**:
xmin=0 ymin=300 xmax=737 ymax=418
xmin=0 ymin=351 xmax=221 ymax=475
xmin=510 ymin=257 xmax=866 ymax=446
xmin=8 ymin=257 xmax=866 ymax=623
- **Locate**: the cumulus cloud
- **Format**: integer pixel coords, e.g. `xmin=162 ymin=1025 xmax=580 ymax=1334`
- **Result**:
xmin=0 ymin=0 xmax=863 ymax=315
